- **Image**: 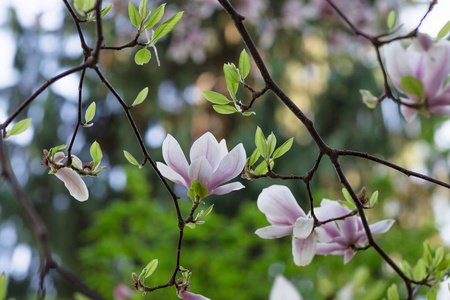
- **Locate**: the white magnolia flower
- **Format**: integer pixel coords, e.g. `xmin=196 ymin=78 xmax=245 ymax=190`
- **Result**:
xmin=52 ymin=152 xmax=89 ymax=201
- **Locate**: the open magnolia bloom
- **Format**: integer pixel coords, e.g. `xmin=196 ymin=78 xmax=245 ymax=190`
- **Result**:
xmin=255 ymin=185 xmax=316 ymax=267
xmin=269 ymin=275 xmax=303 ymax=300
xmin=177 ymin=290 xmax=211 ymax=300
xmin=384 ymin=33 xmax=450 ymax=122
xmin=157 ymin=132 xmax=246 ymax=199
xmin=314 ymin=199 xmax=395 ymax=264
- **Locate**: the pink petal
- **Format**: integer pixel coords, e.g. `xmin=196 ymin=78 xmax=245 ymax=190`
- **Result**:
xmin=209 ymin=182 xmax=244 ymax=196
xmin=293 ymin=216 xmax=314 ymax=239
xmin=384 ymin=42 xmax=410 ymax=91
xmin=343 ymin=249 xmax=356 ymax=264
xmin=206 ymin=143 xmax=246 ymax=190
xmin=162 ymin=134 xmax=190 ymax=183
xmin=419 ymin=41 xmax=450 ymax=97
xmin=54 ymin=152 xmax=65 ymax=163
xmin=54 ymin=167 xmax=88 ymax=201
xmin=336 ymin=215 xmax=358 ymax=241
xmin=156 ymin=162 xmax=188 ymax=187
xmin=292 ymin=233 xmax=316 ymax=267
xmin=178 ymin=290 xmax=210 ymax=300
xmin=257 ymin=185 xmax=303 ymax=226
xmin=315 ymin=243 xmax=347 ymax=255
xmin=400 ymin=102 xmax=419 ymax=122
xmin=369 ymin=219 xmax=395 ymax=234
xmin=255 ymin=225 xmax=293 ymax=239
xmin=269 ymin=275 xmax=303 ymax=300
xmin=188 ymin=156 xmax=213 ymax=184
xmin=189 ymin=132 xmax=223 ymax=171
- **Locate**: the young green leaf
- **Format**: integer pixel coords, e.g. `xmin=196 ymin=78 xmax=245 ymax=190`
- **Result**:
xmin=100 ymin=4 xmax=113 ymax=18
xmin=422 ymin=241 xmax=432 ymax=267
xmin=223 ymin=63 xmax=239 ymax=95
xmin=90 ymin=141 xmax=103 ymax=169
xmin=132 ymin=87 xmax=149 ymax=106
xmin=432 ymin=247 xmax=444 ymax=268
xmin=400 ymin=260 xmax=412 ymax=278
xmin=85 ymin=0 xmax=95 ymax=11
xmin=135 ymin=48 xmax=151 ymax=65
xmin=401 ymin=76 xmax=424 ymax=97
xmin=185 ymin=222 xmax=196 ymax=229
xmin=128 ymin=2 xmax=141 ymax=28
xmin=413 ymin=258 xmax=427 ymax=281
xmin=142 ymin=259 xmax=158 ymax=283
xmin=238 ymin=49 xmax=251 ymax=80
xmin=386 ymin=284 xmax=399 ymax=300
xmin=85 ymin=102 xmax=96 ymax=123
xmin=437 ymin=20 xmax=450 ymax=40
xmin=49 ymin=144 xmax=67 ymax=159
xmin=272 ymin=137 xmax=293 ymax=159
xmin=145 ymin=3 xmax=166 ymax=29
xmin=242 ymin=111 xmax=255 ymax=116
xmin=139 ymin=0 xmax=148 ymax=18
xmin=369 ymin=190 xmax=378 ymax=207
xmin=202 ymin=204 xmax=214 ymax=219
xmin=387 ymin=10 xmax=396 ymax=29
xmin=342 ymin=188 xmax=354 ymax=205
xmin=0 ymin=273 xmax=6 ymax=300
xmin=360 ymin=89 xmax=378 ymax=109
xmin=123 ymin=150 xmax=140 ymax=167
xmin=187 ymin=180 xmax=209 ymax=200
xmin=151 ymin=11 xmax=184 ymax=42
xmin=255 ymin=127 xmax=267 ymax=158
xmin=267 ymin=133 xmax=277 ymax=156
xmin=5 ymin=118 xmax=32 ymax=139
xmin=202 ymin=91 xmax=230 ymax=105
xmin=427 ymin=288 xmax=437 ymax=300
xmin=212 ymin=105 xmax=238 ymax=114
xmin=248 ymin=149 xmax=260 ymax=167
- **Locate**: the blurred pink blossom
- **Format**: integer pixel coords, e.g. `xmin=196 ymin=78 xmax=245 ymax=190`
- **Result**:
xmin=157 ymin=132 xmax=246 ymax=198
xmin=113 ymin=284 xmax=134 ymax=300
xmin=178 ymin=290 xmax=211 ymax=300
xmin=384 ymin=33 xmax=450 ymax=122
xmin=269 ymin=275 xmax=303 ymax=300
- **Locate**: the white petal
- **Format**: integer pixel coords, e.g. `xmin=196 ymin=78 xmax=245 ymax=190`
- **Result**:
xmin=255 ymin=225 xmax=293 ymax=239
xmin=178 ymin=290 xmax=211 ymax=300
xmin=53 ymin=152 xmax=65 ymax=164
xmin=343 ymin=249 xmax=356 ymax=264
xmin=188 ymin=156 xmax=213 ymax=184
xmin=269 ymin=275 xmax=303 ymax=300
xmin=292 ymin=234 xmax=316 ymax=267
xmin=209 ymin=182 xmax=244 ymax=196
xmin=293 ymin=216 xmax=314 ymax=239
xmin=54 ymin=168 xmax=88 ymax=201
xmin=71 ymin=155 xmax=83 ymax=169
xmin=369 ymin=219 xmax=395 ymax=234
xmin=162 ymin=134 xmax=190 ymax=183
xmin=189 ymin=132 xmax=223 ymax=171
xmin=157 ymin=162 xmax=188 ymax=187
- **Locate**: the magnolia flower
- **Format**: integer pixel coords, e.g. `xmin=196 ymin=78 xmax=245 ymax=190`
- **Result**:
xmin=178 ymin=290 xmax=211 ymax=300
xmin=384 ymin=33 xmax=450 ymax=122
xmin=255 ymin=185 xmax=316 ymax=267
xmin=269 ymin=275 xmax=303 ymax=300
xmin=315 ymin=199 xmax=394 ymax=264
xmin=52 ymin=152 xmax=89 ymax=201
xmin=157 ymin=132 xmax=246 ymax=198
xmin=113 ymin=284 xmax=134 ymax=300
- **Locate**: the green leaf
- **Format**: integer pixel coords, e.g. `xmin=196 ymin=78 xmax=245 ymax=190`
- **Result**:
xmin=387 ymin=10 xmax=396 ymax=29
xmin=342 ymin=188 xmax=353 ymax=203
xmin=413 ymin=258 xmax=427 ymax=281
xmin=255 ymin=127 xmax=267 ymax=158
xmin=135 ymin=48 xmax=151 ymax=65
xmin=139 ymin=0 xmax=148 ymax=18
xmin=242 ymin=111 xmax=255 ymax=116
xmin=100 ymin=4 xmax=113 ymax=18
xmin=132 ymin=87 xmax=149 ymax=106
xmin=187 ymin=180 xmax=209 ymax=200
xmin=387 ymin=284 xmax=399 ymax=300
xmin=267 ymin=133 xmax=276 ymax=156
xmin=369 ymin=190 xmax=379 ymax=207
xmin=223 ymin=63 xmax=239 ymax=95
xmin=5 ymin=118 xmax=32 ymax=139
xmin=128 ymin=2 xmax=141 ymax=28
xmin=253 ymin=160 xmax=274 ymax=175
xmin=435 ymin=254 xmax=450 ymax=272
xmin=49 ymin=144 xmax=67 ymax=159
xmin=427 ymin=288 xmax=437 ymax=300
xmin=248 ymin=149 xmax=260 ymax=167
xmin=437 ymin=20 xmax=450 ymax=40
xmin=85 ymin=102 xmax=96 ymax=123
xmin=74 ymin=293 xmax=91 ymax=300
xmin=84 ymin=0 xmax=95 ymax=11
xmin=185 ymin=222 xmax=196 ymax=229
xmin=272 ymin=137 xmax=293 ymax=159
xmin=141 ymin=259 xmax=158 ymax=283
xmin=212 ymin=105 xmax=238 ymax=114
xmin=145 ymin=4 xmax=166 ymax=29
xmin=202 ymin=204 xmax=214 ymax=219
xmin=400 ymin=260 xmax=412 ymax=279
xmin=151 ymin=11 xmax=184 ymax=42
xmin=422 ymin=241 xmax=433 ymax=267
xmin=202 ymin=91 xmax=230 ymax=105
xmin=432 ymin=247 xmax=444 ymax=268
xmin=123 ymin=150 xmax=140 ymax=167
xmin=0 ymin=273 xmax=6 ymax=300
xmin=90 ymin=141 xmax=103 ymax=169
xmin=401 ymin=76 xmax=424 ymax=97
xmin=360 ymin=89 xmax=378 ymax=109
xmin=238 ymin=49 xmax=251 ymax=80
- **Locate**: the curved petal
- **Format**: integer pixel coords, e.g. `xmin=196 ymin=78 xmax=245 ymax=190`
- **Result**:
xmin=188 ymin=156 xmax=213 ymax=184
xmin=255 ymin=225 xmax=293 ymax=239
xmin=419 ymin=41 xmax=450 ymax=97
xmin=293 ymin=216 xmax=314 ymax=239
xmin=336 ymin=215 xmax=358 ymax=241
xmin=400 ymin=102 xmax=419 ymax=122
xmin=384 ymin=42 xmax=410 ymax=91
xmin=189 ymin=132 xmax=223 ymax=171
xmin=209 ymin=182 xmax=244 ymax=196
xmin=315 ymin=199 xmax=351 ymax=221
xmin=257 ymin=185 xmax=303 ymax=226
xmin=369 ymin=219 xmax=395 ymax=234
xmin=343 ymin=249 xmax=356 ymax=264
xmin=162 ymin=134 xmax=190 ymax=183
xmin=53 ymin=152 xmax=66 ymax=164
xmin=71 ymin=155 xmax=83 ymax=169
xmin=206 ymin=143 xmax=246 ymax=190
xmin=55 ymin=168 xmax=88 ymax=201
xmin=292 ymin=233 xmax=317 ymax=267
xmin=157 ymin=162 xmax=188 ymax=187
xmin=315 ymin=243 xmax=347 ymax=255
xmin=269 ymin=275 xmax=303 ymax=300
xmin=178 ymin=290 xmax=210 ymax=300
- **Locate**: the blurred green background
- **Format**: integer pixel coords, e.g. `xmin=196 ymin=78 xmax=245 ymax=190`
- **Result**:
xmin=0 ymin=0 xmax=448 ymax=299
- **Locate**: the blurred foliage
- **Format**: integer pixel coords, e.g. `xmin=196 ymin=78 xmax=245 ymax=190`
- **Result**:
xmin=0 ymin=0 xmax=449 ymax=299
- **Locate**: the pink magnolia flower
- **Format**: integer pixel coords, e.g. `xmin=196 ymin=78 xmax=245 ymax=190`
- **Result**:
xmin=255 ymin=185 xmax=316 ymax=267
xmin=53 ymin=152 xmax=88 ymax=201
xmin=113 ymin=284 xmax=134 ymax=300
xmin=157 ymin=132 xmax=246 ymax=198
xmin=178 ymin=290 xmax=211 ymax=300
xmin=314 ymin=199 xmax=395 ymax=264
xmin=384 ymin=33 xmax=450 ymax=122
xmin=269 ymin=275 xmax=303 ymax=300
